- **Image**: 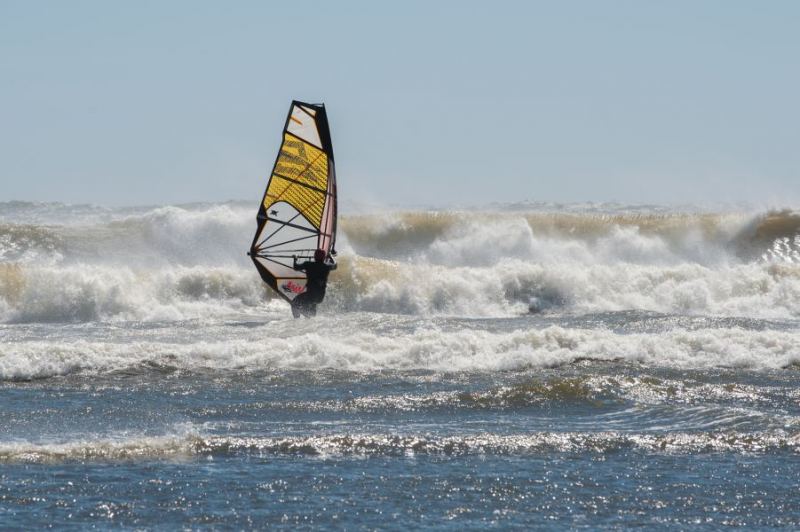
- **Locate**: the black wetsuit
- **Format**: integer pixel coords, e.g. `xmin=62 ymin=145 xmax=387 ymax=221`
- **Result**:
xmin=291 ymin=257 xmax=336 ymax=318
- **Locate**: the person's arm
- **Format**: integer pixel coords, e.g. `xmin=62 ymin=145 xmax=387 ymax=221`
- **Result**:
xmin=326 ymin=256 xmax=338 ymax=271
xmin=292 ymin=255 xmax=304 ymax=271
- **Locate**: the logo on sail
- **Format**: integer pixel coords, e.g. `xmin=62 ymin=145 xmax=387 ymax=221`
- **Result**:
xmin=282 ymin=281 xmax=305 ymax=294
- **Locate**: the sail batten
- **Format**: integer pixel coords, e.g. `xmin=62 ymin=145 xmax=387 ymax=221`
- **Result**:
xmin=249 ymin=101 xmax=337 ymax=302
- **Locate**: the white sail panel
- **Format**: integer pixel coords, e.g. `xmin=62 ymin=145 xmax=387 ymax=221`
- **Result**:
xmin=286 ymin=105 xmax=322 ymax=149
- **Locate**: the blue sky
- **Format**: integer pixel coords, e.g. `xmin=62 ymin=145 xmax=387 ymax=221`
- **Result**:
xmin=1 ymin=1 xmax=798 ymax=208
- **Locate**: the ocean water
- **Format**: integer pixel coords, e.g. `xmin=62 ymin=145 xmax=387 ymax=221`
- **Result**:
xmin=1 ymin=201 xmax=800 ymax=528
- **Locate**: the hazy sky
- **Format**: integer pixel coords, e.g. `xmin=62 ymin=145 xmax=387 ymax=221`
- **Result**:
xmin=1 ymin=1 xmax=798 ymax=208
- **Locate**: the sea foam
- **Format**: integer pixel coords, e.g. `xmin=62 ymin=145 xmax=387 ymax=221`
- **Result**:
xmin=1 ymin=202 xmax=800 ymax=322
xmin=2 ymin=324 xmax=799 ymax=380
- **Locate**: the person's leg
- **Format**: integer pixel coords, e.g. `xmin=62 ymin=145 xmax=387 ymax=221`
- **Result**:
xmin=291 ymin=293 xmax=310 ymax=319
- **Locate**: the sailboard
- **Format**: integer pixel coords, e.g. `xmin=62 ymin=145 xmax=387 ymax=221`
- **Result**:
xmin=249 ymin=101 xmax=337 ymax=302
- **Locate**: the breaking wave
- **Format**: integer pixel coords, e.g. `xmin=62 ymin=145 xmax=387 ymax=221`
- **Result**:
xmin=1 ymin=202 xmax=800 ymax=322
xmin=2 ymin=325 xmax=799 ymax=380
xmin=2 ymin=430 xmax=798 ymax=463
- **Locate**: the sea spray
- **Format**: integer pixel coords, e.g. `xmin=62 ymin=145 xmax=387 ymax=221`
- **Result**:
xmin=2 ymin=202 xmax=800 ymax=322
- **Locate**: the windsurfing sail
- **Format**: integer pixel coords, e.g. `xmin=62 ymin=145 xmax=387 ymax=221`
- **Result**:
xmin=249 ymin=101 xmax=337 ymax=302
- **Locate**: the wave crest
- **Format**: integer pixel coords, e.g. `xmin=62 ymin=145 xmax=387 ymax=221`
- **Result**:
xmin=2 ymin=325 xmax=798 ymax=380
xmin=2 ymin=204 xmax=800 ymax=321
xmin=3 ymin=430 xmax=798 ymax=463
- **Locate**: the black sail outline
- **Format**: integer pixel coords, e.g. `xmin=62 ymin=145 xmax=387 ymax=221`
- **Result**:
xmin=249 ymin=101 xmax=337 ymax=302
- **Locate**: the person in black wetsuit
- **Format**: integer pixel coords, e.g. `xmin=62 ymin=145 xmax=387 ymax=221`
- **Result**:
xmin=291 ymin=249 xmax=337 ymax=318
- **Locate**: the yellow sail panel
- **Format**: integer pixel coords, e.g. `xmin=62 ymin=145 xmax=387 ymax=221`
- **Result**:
xmin=274 ymin=135 xmax=328 ymax=186
xmin=264 ymin=133 xmax=329 ymax=228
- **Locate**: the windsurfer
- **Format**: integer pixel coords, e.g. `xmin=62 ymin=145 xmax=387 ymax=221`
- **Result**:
xmin=291 ymin=249 xmax=337 ymax=318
